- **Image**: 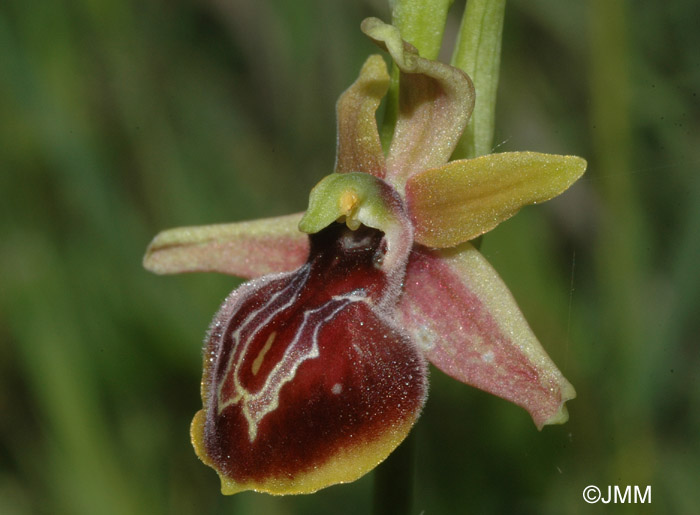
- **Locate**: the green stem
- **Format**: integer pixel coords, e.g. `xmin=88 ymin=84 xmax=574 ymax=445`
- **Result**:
xmin=390 ymin=0 xmax=454 ymax=60
xmin=451 ymin=0 xmax=506 ymax=159
xmin=372 ymin=431 xmax=415 ymax=515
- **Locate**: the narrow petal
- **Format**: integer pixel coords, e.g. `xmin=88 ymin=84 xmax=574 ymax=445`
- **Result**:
xmin=143 ymin=213 xmax=308 ymax=279
xmin=335 ymin=55 xmax=389 ymax=178
xmin=361 ymin=18 xmax=475 ymax=186
xmin=406 ymin=152 xmax=587 ymax=248
xmin=399 ymin=243 xmax=575 ymax=429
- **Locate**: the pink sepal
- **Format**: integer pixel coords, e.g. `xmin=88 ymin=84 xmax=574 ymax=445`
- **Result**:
xmin=399 ymin=243 xmax=575 ymax=429
xmin=143 ymin=213 xmax=308 ymax=279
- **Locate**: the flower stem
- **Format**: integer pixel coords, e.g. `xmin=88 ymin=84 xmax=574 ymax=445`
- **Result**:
xmin=372 ymin=431 xmax=415 ymax=515
xmin=451 ymin=0 xmax=506 ymax=159
xmin=389 ymin=0 xmax=453 ymax=60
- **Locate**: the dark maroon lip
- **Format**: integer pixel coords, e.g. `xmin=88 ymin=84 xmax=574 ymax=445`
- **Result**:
xmin=199 ymin=222 xmax=426 ymax=483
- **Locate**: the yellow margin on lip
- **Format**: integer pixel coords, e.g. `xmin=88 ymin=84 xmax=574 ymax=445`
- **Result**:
xmin=190 ymin=408 xmax=417 ymax=495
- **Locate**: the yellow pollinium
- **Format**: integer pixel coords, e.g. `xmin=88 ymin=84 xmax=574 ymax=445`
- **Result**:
xmin=338 ymin=189 xmax=361 ymax=230
xmin=299 ymin=172 xmax=395 ymax=235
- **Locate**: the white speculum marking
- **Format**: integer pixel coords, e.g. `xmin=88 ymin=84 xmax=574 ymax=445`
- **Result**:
xmin=217 ymin=265 xmax=363 ymax=442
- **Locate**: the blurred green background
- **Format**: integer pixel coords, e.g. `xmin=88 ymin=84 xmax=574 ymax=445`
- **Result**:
xmin=1 ymin=0 xmax=698 ymax=513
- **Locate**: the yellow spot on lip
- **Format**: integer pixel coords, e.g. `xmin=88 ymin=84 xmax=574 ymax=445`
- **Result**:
xmin=252 ymin=332 xmax=276 ymax=376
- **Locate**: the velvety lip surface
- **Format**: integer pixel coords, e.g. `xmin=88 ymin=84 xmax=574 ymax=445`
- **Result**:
xmin=196 ymin=225 xmax=427 ymax=492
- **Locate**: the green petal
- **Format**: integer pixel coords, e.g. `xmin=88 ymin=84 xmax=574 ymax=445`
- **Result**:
xmin=406 ymin=152 xmax=587 ymax=248
xmin=335 ymin=55 xmax=389 ymax=177
xmin=143 ymin=213 xmax=308 ymax=278
xmin=361 ymin=17 xmax=475 ymax=187
xmin=399 ymin=243 xmax=576 ymax=429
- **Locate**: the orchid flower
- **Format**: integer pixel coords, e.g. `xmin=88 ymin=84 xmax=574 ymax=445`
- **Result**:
xmin=143 ymin=18 xmax=585 ymax=496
